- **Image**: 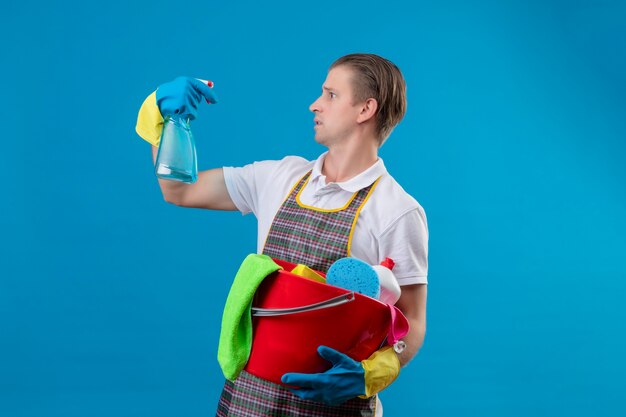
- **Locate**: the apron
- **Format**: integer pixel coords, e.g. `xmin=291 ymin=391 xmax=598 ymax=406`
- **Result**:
xmin=216 ymin=170 xmax=381 ymax=417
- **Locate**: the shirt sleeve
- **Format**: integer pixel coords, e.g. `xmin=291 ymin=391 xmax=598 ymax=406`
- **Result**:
xmin=222 ymin=160 xmax=280 ymax=216
xmin=378 ymin=206 xmax=429 ymax=286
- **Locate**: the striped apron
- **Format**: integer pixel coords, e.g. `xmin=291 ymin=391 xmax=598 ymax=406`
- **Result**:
xmin=216 ymin=170 xmax=381 ymax=416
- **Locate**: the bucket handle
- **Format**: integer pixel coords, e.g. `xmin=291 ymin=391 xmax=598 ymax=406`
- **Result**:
xmin=251 ymin=292 xmax=355 ymax=317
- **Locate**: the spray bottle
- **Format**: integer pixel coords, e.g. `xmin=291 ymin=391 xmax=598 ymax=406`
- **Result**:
xmin=155 ymin=79 xmax=214 ymax=184
xmin=372 ymin=258 xmax=402 ymax=305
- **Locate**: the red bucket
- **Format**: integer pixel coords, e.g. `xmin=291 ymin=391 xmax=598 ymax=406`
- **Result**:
xmin=244 ymin=259 xmax=402 ymax=385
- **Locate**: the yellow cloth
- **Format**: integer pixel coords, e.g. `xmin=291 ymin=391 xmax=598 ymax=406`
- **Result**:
xmin=135 ymin=91 xmax=163 ymax=146
xmin=290 ymin=264 xmax=326 ymax=283
xmin=360 ymin=346 xmax=401 ymax=398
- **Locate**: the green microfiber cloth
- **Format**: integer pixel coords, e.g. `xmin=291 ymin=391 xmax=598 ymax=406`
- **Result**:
xmin=218 ymin=254 xmax=282 ymax=381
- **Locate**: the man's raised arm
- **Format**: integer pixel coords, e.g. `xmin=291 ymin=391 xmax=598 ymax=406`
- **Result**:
xmin=136 ymin=76 xmax=237 ymax=211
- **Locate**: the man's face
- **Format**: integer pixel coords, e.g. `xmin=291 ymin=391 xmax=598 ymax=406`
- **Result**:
xmin=309 ymin=65 xmax=363 ymax=146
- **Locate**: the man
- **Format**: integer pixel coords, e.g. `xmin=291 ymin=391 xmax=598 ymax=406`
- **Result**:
xmin=136 ymin=54 xmax=428 ymax=416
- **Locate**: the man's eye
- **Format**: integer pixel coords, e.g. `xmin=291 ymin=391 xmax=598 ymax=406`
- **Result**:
xmin=329 ymin=92 xmax=336 ymax=99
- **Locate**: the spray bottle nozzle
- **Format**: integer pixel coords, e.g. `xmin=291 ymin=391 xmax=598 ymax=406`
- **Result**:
xmin=196 ymin=79 xmax=215 ymax=104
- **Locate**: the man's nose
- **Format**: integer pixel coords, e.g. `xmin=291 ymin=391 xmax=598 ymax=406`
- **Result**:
xmin=309 ymin=97 xmax=321 ymax=113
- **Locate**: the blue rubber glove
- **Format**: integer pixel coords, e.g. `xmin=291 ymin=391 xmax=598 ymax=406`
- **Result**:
xmin=282 ymin=345 xmax=401 ymax=405
xmin=281 ymin=346 xmax=366 ymax=405
xmin=156 ymin=76 xmax=218 ymax=120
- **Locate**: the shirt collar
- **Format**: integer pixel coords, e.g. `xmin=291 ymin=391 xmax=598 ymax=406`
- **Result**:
xmin=310 ymin=151 xmax=387 ymax=193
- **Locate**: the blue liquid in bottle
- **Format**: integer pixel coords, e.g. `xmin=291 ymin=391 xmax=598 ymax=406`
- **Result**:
xmin=155 ymin=116 xmax=198 ymax=183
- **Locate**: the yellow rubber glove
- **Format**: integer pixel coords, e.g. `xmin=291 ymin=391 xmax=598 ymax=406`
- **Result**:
xmin=359 ymin=345 xmax=401 ymax=398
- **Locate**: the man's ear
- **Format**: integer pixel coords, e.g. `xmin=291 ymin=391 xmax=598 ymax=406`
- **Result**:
xmin=357 ymin=98 xmax=378 ymax=124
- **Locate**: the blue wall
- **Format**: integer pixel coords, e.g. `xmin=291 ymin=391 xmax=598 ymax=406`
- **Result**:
xmin=2 ymin=1 xmax=625 ymax=416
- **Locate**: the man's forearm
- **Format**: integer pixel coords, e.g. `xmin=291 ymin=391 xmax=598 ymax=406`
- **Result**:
xmin=397 ymin=319 xmax=425 ymax=366
xmin=394 ymin=283 xmax=427 ymax=367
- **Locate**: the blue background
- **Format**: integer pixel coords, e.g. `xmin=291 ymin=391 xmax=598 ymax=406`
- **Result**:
xmin=2 ymin=0 xmax=625 ymax=416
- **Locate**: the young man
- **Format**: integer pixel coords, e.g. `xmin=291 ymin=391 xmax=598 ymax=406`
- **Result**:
xmin=136 ymin=54 xmax=428 ymax=416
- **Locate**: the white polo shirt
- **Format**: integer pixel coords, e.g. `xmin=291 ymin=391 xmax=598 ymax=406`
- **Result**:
xmin=223 ymin=152 xmax=428 ymax=286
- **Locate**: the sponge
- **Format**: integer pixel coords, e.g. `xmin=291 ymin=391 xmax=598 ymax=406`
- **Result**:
xmin=291 ymin=264 xmax=326 ymax=283
xmin=326 ymin=257 xmax=380 ymax=299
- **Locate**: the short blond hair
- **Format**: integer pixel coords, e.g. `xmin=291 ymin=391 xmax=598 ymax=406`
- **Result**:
xmin=330 ymin=54 xmax=407 ymax=144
